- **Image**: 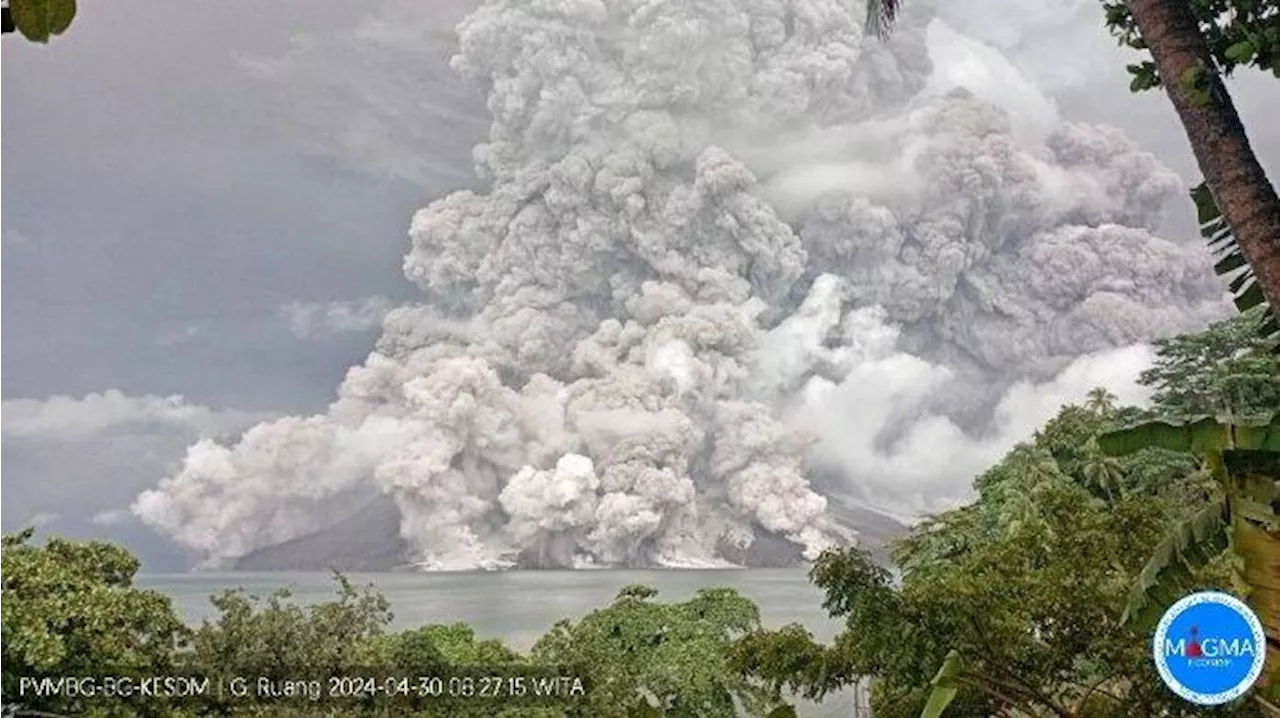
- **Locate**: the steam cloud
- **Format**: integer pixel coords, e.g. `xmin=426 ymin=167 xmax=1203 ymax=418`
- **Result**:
xmin=134 ymin=0 xmax=1228 ymax=569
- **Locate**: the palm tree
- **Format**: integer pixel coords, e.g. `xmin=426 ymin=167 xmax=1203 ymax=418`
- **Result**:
xmin=864 ymin=0 xmax=900 ymax=39
xmin=865 ymin=0 xmax=1280 ymax=711
xmin=1084 ymin=388 xmax=1118 ymax=415
xmin=1082 ymin=454 xmax=1125 ymax=501
xmin=1119 ymin=0 xmax=1280 ymax=321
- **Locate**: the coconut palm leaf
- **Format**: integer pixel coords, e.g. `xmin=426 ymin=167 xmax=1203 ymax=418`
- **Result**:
xmin=1193 ymin=181 xmax=1279 ymax=344
xmin=865 ymin=0 xmax=900 ymax=40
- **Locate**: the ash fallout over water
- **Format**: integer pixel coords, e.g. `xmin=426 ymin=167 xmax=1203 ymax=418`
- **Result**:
xmin=133 ymin=0 xmax=1229 ymax=570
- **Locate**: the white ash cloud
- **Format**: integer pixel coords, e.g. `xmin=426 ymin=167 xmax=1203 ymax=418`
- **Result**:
xmin=760 ymin=275 xmax=1159 ymax=520
xmin=932 ymin=0 xmax=1135 ymax=98
xmin=775 ymin=99 xmax=1228 ymax=376
xmin=919 ymin=21 xmax=1061 ymax=142
xmin=92 ymin=509 xmax=132 ymax=527
xmin=2 ymin=390 xmax=265 ymax=441
xmin=282 ymin=296 xmax=395 ymax=339
xmin=235 ymin=0 xmax=488 ymax=189
xmin=134 ymin=0 xmax=1228 ymax=569
xmin=2 ymin=391 xmax=270 ymax=568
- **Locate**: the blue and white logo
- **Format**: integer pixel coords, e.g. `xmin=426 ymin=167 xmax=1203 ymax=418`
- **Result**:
xmin=1153 ymin=591 xmax=1266 ymax=705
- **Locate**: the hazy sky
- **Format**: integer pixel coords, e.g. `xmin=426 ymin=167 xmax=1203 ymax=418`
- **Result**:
xmin=2 ymin=0 xmax=1277 ymax=568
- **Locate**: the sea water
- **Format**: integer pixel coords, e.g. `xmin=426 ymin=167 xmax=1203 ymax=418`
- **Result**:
xmin=139 ymin=568 xmax=871 ymax=716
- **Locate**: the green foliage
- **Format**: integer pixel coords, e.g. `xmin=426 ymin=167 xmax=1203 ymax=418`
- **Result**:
xmin=184 ymin=572 xmax=393 ymax=682
xmin=367 ymin=621 xmax=521 ymax=668
xmin=1104 ymin=0 xmax=1280 ymax=86
xmin=533 ymin=585 xmax=786 ymax=718
xmin=1121 ymin=500 xmax=1232 ymax=629
xmin=1098 ymin=314 xmax=1280 ymax=696
xmin=2 ymin=530 xmax=190 ymax=715
xmin=1098 ymin=417 xmax=1230 ymax=455
xmin=728 ymin=552 xmax=904 ymax=703
xmin=1098 ymin=411 xmax=1280 ymax=701
xmin=732 ymin=391 xmax=1258 ymax=716
xmin=5 ymin=0 xmax=76 ymax=43
xmin=1139 ymin=305 xmax=1280 ymax=420
xmin=737 ymin=299 xmax=1274 ymax=711
xmin=1192 ymin=181 xmax=1279 ymax=348
xmin=3 ymin=543 xmax=781 ymax=718
xmin=920 ymin=650 xmax=961 ymax=718
xmin=1127 ymin=60 xmax=1161 ymax=93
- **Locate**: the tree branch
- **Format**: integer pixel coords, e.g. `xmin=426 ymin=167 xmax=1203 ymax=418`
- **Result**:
xmin=957 ymin=675 xmax=1038 ymax=714
xmin=1256 ymin=693 xmax=1280 ymax=717
xmin=965 ymin=614 xmax=1074 ymax=716
xmin=1067 ymin=673 xmax=1127 ymax=714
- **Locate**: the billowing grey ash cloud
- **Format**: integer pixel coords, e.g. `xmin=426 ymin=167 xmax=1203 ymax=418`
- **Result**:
xmin=2 ymin=392 xmax=272 ymax=570
xmin=133 ymin=0 xmax=1229 ymax=569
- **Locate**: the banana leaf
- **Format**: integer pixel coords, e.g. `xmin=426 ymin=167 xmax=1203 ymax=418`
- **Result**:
xmin=1122 ymin=500 xmax=1230 ymax=629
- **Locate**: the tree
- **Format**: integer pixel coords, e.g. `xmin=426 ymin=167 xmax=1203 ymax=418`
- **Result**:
xmin=1138 ymin=305 xmax=1280 ymax=420
xmin=871 ymin=0 xmax=1279 ymax=337
xmin=1092 ymin=304 xmax=1280 ymax=705
xmin=1103 ymin=0 xmax=1280 ymax=320
xmin=1098 ymin=415 xmax=1280 ymax=703
xmin=1 ymin=0 xmax=77 ymax=43
xmin=183 ymin=572 xmax=393 ymax=705
xmin=1 ymin=529 xmax=190 ymax=717
xmin=731 ymin=306 xmax=1280 ymax=716
xmin=729 ymin=400 xmax=1244 ymax=717
xmin=1104 ymin=0 xmax=1280 ymax=343
xmin=2 ymin=532 xmax=795 ymax=718
xmin=1043 ymin=306 xmax=1280 ymax=713
xmin=532 ymin=585 xmax=789 ymax=718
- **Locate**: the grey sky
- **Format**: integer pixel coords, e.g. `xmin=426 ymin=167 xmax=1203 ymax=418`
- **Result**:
xmin=2 ymin=0 xmax=1276 ymax=569
xmin=2 ymin=1 xmax=483 ymax=413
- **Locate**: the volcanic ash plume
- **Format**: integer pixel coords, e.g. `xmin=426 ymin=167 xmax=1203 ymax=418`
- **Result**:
xmin=134 ymin=0 xmax=1228 ymax=569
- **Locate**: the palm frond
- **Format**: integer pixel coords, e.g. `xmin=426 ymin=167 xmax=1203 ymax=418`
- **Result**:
xmin=865 ymin=0 xmax=900 ymax=40
xmin=1193 ymin=181 xmax=1279 ymax=345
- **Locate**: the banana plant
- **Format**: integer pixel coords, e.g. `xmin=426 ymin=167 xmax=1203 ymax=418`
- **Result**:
xmin=1097 ymin=415 xmax=1280 ymax=699
xmin=917 ymin=415 xmax=1280 ymax=716
xmin=915 ymin=648 xmax=1063 ymax=717
xmin=920 ymin=651 xmax=962 ymax=718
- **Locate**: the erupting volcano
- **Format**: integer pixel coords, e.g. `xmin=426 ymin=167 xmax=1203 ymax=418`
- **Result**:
xmin=132 ymin=0 xmax=1227 ymax=571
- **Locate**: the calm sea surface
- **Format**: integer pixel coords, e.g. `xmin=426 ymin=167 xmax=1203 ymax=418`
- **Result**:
xmin=138 ymin=569 xmax=870 ymax=716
